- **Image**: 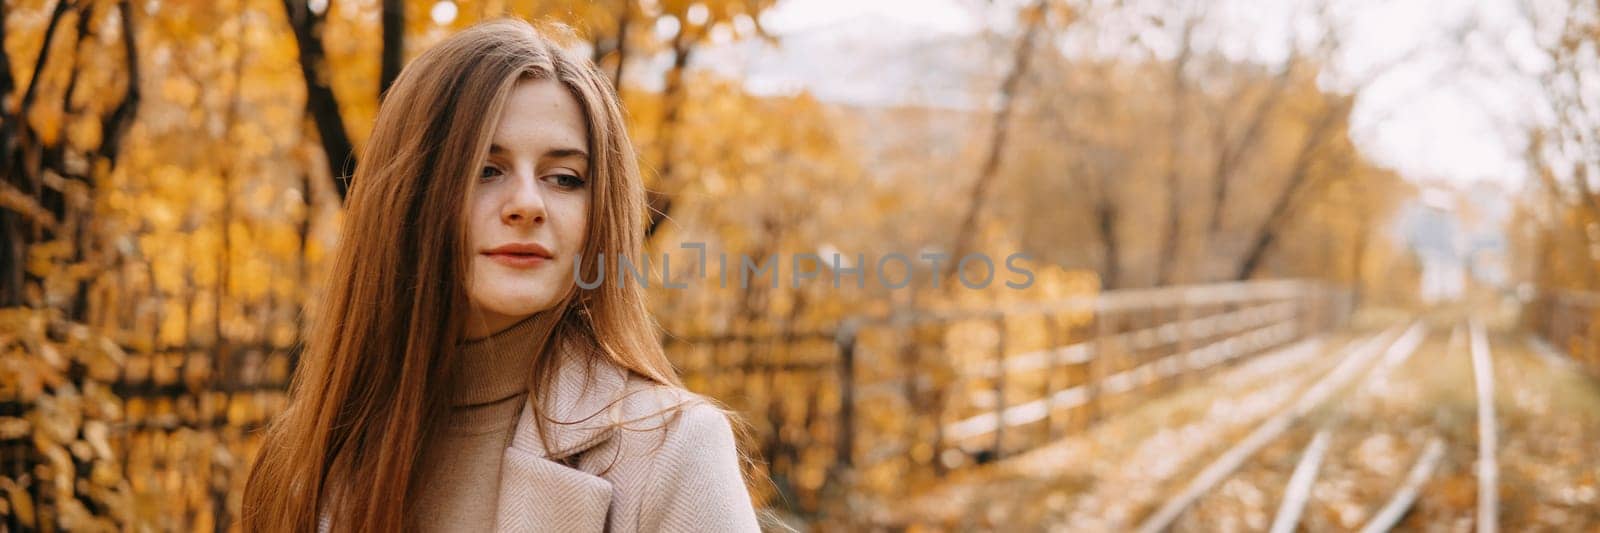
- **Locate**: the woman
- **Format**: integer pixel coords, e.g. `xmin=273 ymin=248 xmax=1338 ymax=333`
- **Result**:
xmin=242 ymin=19 xmax=761 ymax=532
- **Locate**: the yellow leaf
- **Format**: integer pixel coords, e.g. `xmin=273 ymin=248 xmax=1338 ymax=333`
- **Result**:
xmin=67 ymin=113 xmax=102 ymax=151
xmin=1 ymin=477 xmax=35 ymax=528
xmin=84 ymin=421 xmax=115 ymax=461
xmin=36 ymin=342 xmax=67 ymax=370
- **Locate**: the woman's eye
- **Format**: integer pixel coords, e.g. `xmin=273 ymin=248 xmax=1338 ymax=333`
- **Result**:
xmin=479 ymin=166 xmax=503 ymax=180
xmin=551 ymin=174 xmax=586 ymax=189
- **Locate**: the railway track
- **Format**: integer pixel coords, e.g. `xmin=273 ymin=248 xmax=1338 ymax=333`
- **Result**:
xmin=1139 ymin=320 xmax=1503 ymax=532
xmin=876 ymin=316 xmax=1600 ymax=531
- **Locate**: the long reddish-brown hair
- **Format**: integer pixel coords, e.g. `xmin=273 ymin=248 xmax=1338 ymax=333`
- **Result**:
xmin=241 ymin=19 xmax=693 ymax=531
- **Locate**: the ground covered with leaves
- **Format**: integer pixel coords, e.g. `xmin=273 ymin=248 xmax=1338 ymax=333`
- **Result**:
xmin=872 ymin=318 xmax=1600 ymax=532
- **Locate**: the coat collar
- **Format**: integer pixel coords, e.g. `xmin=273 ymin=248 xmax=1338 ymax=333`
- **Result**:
xmin=319 ymin=336 xmax=634 ymax=533
xmin=508 ymin=340 xmax=631 ymax=460
xmin=493 ymin=341 xmax=629 ymax=531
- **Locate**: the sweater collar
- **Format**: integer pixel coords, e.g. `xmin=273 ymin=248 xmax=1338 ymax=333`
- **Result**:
xmin=452 ymin=313 xmax=546 ymax=407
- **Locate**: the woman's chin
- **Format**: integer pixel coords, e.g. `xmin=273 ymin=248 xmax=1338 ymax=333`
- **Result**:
xmin=482 ymin=298 xmax=556 ymax=318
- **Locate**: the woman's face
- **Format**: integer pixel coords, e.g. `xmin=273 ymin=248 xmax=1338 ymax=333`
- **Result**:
xmin=463 ymin=78 xmax=591 ymax=339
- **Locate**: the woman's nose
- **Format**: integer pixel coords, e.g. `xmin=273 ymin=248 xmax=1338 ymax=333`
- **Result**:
xmin=502 ymin=170 xmax=547 ymax=225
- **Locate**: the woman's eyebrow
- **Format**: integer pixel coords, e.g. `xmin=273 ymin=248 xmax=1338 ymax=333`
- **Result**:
xmin=487 ymin=143 xmax=586 ymax=161
xmin=542 ymin=147 xmax=588 ymax=160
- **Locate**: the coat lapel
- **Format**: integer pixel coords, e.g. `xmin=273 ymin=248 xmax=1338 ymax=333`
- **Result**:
xmin=494 ymin=347 xmax=630 ymax=532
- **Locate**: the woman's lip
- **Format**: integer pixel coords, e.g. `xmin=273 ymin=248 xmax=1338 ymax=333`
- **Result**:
xmin=484 ymin=252 xmax=550 ymax=269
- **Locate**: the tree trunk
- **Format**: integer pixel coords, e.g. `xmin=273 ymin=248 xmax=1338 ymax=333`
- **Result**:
xmin=1155 ymin=19 xmax=1196 ymax=286
xmin=1233 ymin=100 xmax=1348 ymax=280
xmin=1 ymin=0 xmax=125 ymax=307
xmin=1205 ymin=56 xmax=1297 ymax=243
xmin=611 ymin=5 xmax=631 ymax=96
xmin=99 ymin=0 xmax=141 ymax=166
xmin=0 ymin=0 xmax=12 ymax=148
xmin=1097 ymin=194 xmax=1120 ymax=290
xmin=644 ymin=31 xmax=694 ymax=238
xmin=282 ymin=0 xmax=356 ymax=201
xmin=380 ymin=0 xmax=404 ymax=99
xmin=1349 ymin=195 xmax=1370 ymax=308
xmin=944 ymin=0 xmax=1050 ymax=284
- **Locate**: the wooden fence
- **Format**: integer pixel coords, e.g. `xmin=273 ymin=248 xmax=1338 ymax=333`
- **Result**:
xmin=2 ymin=279 xmax=1351 ymax=529
xmin=672 ymin=279 xmax=1351 ymax=512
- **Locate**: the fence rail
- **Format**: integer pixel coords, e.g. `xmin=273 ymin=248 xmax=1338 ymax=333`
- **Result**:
xmin=668 ymin=279 xmax=1352 ymax=511
xmin=826 ymin=280 xmax=1350 ymax=502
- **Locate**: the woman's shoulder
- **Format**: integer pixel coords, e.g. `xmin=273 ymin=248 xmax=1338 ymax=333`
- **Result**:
xmin=547 ymin=362 xmax=760 ymax=530
xmin=585 ymin=374 xmax=743 ymax=483
xmin=610 ymin=374 xmax=733 ymax=446
xmin=533 ymin=350 xmax=731 ymax=462
xmin=606 ymin=376 xmax=757 ymax=528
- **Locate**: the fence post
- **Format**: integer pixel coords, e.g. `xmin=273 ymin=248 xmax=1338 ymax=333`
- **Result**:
xmin=990 ymin=314 xmax=1007 ymax=462
xmin=832 ymin=321 xmax=858 ymax=475
xmin=930 ymin=327 xmax=959 ymax=477
xmin=1333 ymin=284 xmax=1344 ymax=330
xmin=1089 ymin=301 xmax=1110 ymax=426
xmin=1174 ymin=289 xmax=1192 ymax=389
xmin=1296 ymin=284 xmax=1312 ymax=342
xmin=1042 ymin=313 xmax=1062 ymax=443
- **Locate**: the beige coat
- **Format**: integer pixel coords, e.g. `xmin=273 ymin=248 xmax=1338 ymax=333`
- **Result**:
xmin=492 ymin=351 xmax=763 ymax=532
xmin=318 ymin=351 xmax=763 ymax=532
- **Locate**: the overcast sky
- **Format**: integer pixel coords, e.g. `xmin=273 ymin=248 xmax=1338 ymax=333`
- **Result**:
xmin=754 ymin=0 xmax=1546 ymax=187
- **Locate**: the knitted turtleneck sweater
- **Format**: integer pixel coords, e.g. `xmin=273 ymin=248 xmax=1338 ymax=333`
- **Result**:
xmin=411 ymin=314 xmax=545 ymax=531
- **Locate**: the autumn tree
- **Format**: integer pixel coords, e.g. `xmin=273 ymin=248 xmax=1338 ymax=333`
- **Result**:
xmin=1517 ymin=0 xmax=1600 ymax=291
